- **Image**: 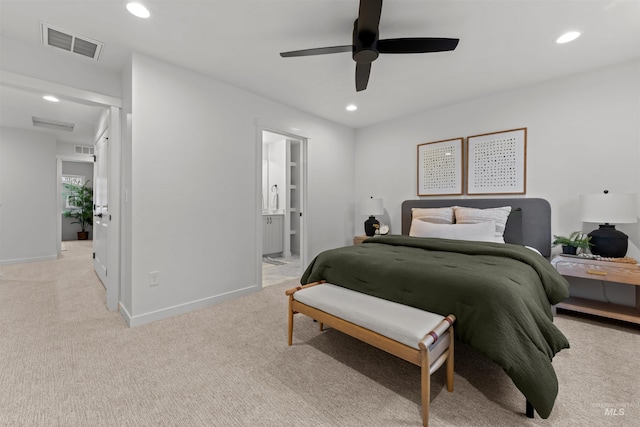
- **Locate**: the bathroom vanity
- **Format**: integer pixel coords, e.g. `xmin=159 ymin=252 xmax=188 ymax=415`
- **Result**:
xmin=263 ymin=214 xmax=284 ymax=255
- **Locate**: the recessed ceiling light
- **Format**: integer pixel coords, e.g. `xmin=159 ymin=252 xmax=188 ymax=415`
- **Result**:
xmin=556 ymin=31 xmax=580 ymax=44
xmin=346 ymin=104 xmax=357 ymax=111
xmin=43 ymin=95 xmax=59 ymax=102
xmin=126 ymin=2 xmax=151 ymax=18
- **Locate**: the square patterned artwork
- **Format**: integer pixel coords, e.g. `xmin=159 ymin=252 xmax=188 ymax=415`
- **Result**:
xmin=467 ymin=128 xmax=526 ymax=195
xmin=417 ymin=138 xmax=463 ymax=196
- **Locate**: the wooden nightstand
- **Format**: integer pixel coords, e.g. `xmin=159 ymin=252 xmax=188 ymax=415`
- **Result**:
xmin=551 ymin=255 xmax=640 ymax=324
xmin=353 ymin=235 xmax=369 ymax=245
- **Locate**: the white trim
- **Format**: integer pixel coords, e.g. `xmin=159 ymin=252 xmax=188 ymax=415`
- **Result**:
xmin=56 ymin=155 xmax=94 ymax=253
xmin=121 ymin=285 xmax=260 ymax=327
xmin=0 ymin=70 xmax=121 ymax=107
xmin=300 ymin=138 xmax=309 ymax=270
xmin=255 ymin=127 xmax=264 ymax=287
xmin=57 ymin=154 xmax=94 ymax=163
xmin=0 ymin=255 xmax=58 ymax=266
xmin=56 ymin=158 xmax=63 ymax=254
xmin=257 ymin=126 xmax=310 ymax=284
xmin=106 ymin=106 xmax=121 ymax=311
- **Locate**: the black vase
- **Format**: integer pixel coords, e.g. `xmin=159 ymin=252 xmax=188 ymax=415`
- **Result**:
xmin=561 ymin=245 xmax=577 ymax=255
xmin=364 ymin=216 xmax=380 ymax=237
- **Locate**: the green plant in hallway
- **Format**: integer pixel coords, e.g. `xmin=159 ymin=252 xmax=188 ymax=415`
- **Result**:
xmin=63 ymin=181 xmax=93 ymax=240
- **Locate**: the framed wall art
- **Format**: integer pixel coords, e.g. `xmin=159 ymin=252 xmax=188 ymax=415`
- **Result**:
xmin=417 ymin=138 xmax=463 ymax=196
xmin=466 ymin=128 xmax=527 ymax=195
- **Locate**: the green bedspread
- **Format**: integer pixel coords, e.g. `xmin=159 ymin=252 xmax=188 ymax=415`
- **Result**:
xmin=301 ymin=235 xmax=570 ymax=419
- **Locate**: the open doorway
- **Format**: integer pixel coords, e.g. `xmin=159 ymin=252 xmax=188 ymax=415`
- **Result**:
xmin=260 ymin=130 xmax=307 ymax=286
xmin=1 ymin=73 xmax=122 ymax=311
xmin=59 ymin=158 xmax=94 ymax=243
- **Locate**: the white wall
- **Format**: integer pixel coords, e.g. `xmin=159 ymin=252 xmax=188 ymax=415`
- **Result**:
xmin=120 ymin=57 xmax=133 ymax=314
xmin=354 ymin=60 xmax=640 ymax=258
xmin=0 ymin=36 xmax=121 ymax=99
xmin=121 ymin=53 xmax=355 ymax=325
xmin=0 ymin=127 xmax=58 ymax=264
xmin=56 ymin=141 xmax=93 ymax=157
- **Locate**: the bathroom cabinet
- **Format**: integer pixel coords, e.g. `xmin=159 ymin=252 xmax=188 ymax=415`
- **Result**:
xmin=263 ymin=215 xmax=283 ymax=255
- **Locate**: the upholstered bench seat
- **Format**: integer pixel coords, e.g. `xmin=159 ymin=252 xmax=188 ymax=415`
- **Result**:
xmin=286 ymin=281 xmax=455 ymax=427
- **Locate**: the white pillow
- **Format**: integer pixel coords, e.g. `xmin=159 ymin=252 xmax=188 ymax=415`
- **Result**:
xmin=409 ymin=220 xmax=496 ymax=243
xmin=453 ymin=206 xmax=512 ymax=243
xmin=411 ymin=207 xmax=454 ymax=224
xmin=525 ymin=246 xmax=543 ymax=257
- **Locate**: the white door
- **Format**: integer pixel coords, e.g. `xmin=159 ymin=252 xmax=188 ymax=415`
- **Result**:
xmin=93 ymin=134 xmax=109 ymax=286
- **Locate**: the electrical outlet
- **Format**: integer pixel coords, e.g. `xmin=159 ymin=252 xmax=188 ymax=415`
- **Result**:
xmin=149 ymin=271 xmax=159 ymax=286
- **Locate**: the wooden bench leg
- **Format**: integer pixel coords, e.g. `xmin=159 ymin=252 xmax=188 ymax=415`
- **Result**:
xmin=287 ymin=295 xmax=294 ymax=346
xmin=420 ymin=325 xmax=455 ymax=426
xmin=421 ymin=348 xmax=431 ymax=427
xmin=446 ymin=327 xmax=454 ymax=392
xmin=285 ymin=281 xmax=327 ymax=345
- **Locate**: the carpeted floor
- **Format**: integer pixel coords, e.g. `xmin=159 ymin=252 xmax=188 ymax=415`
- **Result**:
xmin=0 ymin=241 xmax=638 ymax=426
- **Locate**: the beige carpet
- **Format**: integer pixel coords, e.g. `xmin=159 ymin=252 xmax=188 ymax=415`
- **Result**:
xmin=0 ymin=241 xmax=638 ymax=426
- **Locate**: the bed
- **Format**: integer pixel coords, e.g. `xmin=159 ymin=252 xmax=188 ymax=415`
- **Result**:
xmin=300 ymin=198 xmax=570 ymax=419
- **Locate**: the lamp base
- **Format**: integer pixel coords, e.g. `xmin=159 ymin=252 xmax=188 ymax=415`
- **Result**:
xmin=588 ymin=224 xmax=628 ymax=258
xmin=364 ymin=216 xmax=380 ymax=237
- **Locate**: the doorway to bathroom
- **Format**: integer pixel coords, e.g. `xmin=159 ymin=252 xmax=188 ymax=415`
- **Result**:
xmin=260 ymin=130 xmax=307 ymax=287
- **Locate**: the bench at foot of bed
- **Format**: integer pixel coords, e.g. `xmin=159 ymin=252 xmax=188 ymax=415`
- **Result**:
xmin=286 ymin=281 xmax=456 ymax=427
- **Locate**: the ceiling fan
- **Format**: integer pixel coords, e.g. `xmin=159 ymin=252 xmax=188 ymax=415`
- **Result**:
xmin=279 ymin=0 xmax=459 ymax=92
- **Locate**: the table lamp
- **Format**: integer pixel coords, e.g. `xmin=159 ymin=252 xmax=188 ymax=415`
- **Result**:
xmin=579 ymin=190 xmax=637 ymax=258
xmin=362 ymin=197 xmax=384 ymax=236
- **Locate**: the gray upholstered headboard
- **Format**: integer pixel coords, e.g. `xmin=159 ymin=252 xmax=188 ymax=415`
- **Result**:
xmin=401 ymin=198 xmax=552 ymax=258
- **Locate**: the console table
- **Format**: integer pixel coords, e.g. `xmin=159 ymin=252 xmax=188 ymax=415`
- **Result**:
xmin=551 ymin=255 xmax=640 ymax=324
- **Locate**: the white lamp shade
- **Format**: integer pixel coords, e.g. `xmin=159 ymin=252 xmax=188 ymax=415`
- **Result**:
xmin=580 ymin=193 xmax=637 ymax=224
xmin=362 ymin=198 xmax=384 ymax=216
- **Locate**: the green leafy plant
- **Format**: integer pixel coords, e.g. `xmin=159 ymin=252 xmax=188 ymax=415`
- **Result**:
xmin=552 ymin=231 xmax=592 ymax=250
xmin=62 ymin=181 xmax=93 ymax=233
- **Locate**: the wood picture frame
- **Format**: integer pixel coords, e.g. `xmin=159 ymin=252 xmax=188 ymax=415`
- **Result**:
xmin=417 ymin=138 xmax=463 ymax=196
xmin=466 ymin=128 xmax=527 ymax=195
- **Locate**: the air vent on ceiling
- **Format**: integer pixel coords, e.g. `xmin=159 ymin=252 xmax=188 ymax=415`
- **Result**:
xmin=75 ymin=145 xmax=94 ymax=155
xmin=41 ymin=23 xmax=104 ymax=61
xmin=32 ymin=117 xmax=75 ymax=132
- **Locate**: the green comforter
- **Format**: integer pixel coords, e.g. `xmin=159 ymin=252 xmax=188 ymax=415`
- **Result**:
xmin=301 ymin=235 xmax=570 ymax=419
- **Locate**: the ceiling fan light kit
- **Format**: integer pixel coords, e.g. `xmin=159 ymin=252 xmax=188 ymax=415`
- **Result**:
xmin=280 ymin=0 xmax=459 ymax=92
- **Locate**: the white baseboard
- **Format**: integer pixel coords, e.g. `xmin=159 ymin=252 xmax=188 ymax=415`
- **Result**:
xmin=119 ymin=285 xmax=261 ymax=327
xmin=0 ymin=254 xmax=57 ymax=266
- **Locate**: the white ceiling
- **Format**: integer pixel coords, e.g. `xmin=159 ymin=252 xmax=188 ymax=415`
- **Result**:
xmin=1 ymin=0 xmax=639 ymax=134
xmin=0 ymin=85 xmax=106 ymax=144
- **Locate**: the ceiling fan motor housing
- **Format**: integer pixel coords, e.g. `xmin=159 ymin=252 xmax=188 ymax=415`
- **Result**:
xmin=352 ymin=19 xmax=379 ymax=63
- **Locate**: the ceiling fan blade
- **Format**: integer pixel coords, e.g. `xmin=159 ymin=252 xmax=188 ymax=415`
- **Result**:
xmin=378 ymin=38 xmax=459 ymax=53
xmin=280 ymin=45 xmax=353 ymax=58
xmin=357 ymin=0 xmax=383 ymax=34
xmin=355 ymin=62 xmax=372 ymax=92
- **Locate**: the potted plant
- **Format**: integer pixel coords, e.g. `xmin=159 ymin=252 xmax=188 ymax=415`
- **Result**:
xmin=552 ymin=231 xmax=592 ymax=255
xmin=62 ymin=181 xmax=93 ymax=240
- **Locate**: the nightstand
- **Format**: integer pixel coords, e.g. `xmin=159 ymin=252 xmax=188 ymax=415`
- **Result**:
xmin=551 ymin=255 xmax=640 ymax=324
xmin=353 ymin=235 xmax=369 ymax=245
